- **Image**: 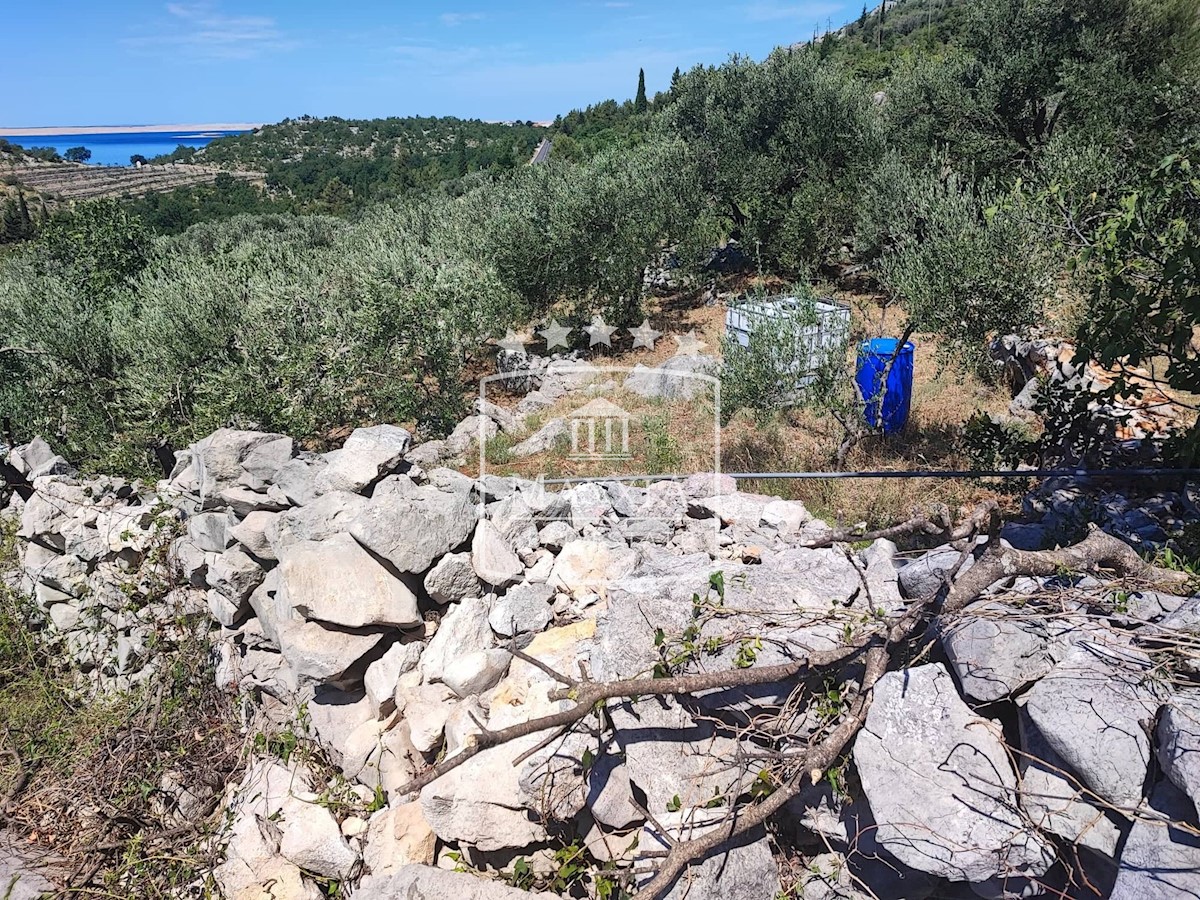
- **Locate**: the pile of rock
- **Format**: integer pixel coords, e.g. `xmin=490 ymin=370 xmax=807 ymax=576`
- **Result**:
xmin=991 ymin=333 xmax=1182 ymax=442
xmin=5 ymin=416 xmax=1200 ymax=898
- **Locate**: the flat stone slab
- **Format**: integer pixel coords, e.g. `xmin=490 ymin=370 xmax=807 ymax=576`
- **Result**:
xmin=854 ymin=663 xmax=1053 ymax=883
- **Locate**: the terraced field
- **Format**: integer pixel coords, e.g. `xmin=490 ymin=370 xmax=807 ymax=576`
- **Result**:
xmin=0 ymin=161 xmax=263 ymax=201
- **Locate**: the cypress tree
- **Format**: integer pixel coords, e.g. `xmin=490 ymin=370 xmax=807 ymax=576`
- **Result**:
xmin=635 ymin=68 xmax=648 ymax=113
xmin=859 ymin=3 xmax=868 ymax=27
xmin=16 ymin=192 xmax=32 ymax=239
xmin=0 ymin=198 xmax=17 ymax=243
xmin=671 ymin=66 xmax=682 ymax=92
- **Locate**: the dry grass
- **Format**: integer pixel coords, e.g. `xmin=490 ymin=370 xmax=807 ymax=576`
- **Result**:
xmin=0 ymin=517 xmax=244 ymax=898
xmin=470 ymin=282 xmax=1020 ymax=536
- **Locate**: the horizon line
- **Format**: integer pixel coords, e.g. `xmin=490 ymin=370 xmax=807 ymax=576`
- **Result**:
xmin=0 ymin=123 xmax=264 ymax=137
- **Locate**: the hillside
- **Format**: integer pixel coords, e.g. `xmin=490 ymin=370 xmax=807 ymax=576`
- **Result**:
xmin=0 ymin=159 xmax=263 ymax=203
xmin=159 ymin=114 xmax=548 ymax=210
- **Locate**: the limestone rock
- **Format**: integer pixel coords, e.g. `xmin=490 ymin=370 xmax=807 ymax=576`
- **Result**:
xmin=395 ymin=684 xmax=457 ymax=754
xmin=682 ymin=472 xmax=737 ymax=499
xmin=445 ymin=415 xmax=498 ymax=456
xmin=424 ymin=552 xmax=481 ymax=605
xmin=760 ymin=498 xmax=810 ymax=532
xmin=421 ymin=623 xmax=590 ymax=851
xmin=1111 ymin=781 xmax=1200 ymax=900
xmin=309 ymin=690 xmax=375 ymax=766
xmin=939 ymin=604 xmax=1090 ymax=703
xmin=356 ymin=865 xmax=559 ymax=899
xmin=510 ymin=418 xmax=567 ymax=458
xmin=229 ymin=510 xmax=278 ymax=561
xmin=538 ymin=520 xmax=577 ymax=552
xmin=267 ymin=490 xmax=368 ymax=555
xmin=192 ymin=429 xmax=286 ymax=506
xmin=420 ymin=595 xmax=494 ymax=683
xmin=1018 ymin=709 xmax=1123 ymax=859
xmin=899 ymin=544 xmax=977 ymax=600
xmin=350 ymin=476 xmax=476 ymax=574
xmin=1157 ymin=690 xmax=1200 ymax=818
xmin=363 ymin=803 xmax=437 ymax=877
xmin=273 ymin=453 xmax=330 ymax=506
xmin=587 ymin=757 xmax=643 ymax=829
xmin=278 ymin=798 xmax=358 ymax=879
xmin=1024 ymin=641 xmax=1162 ymax=808
xmin=637 ymin=811 xmax=780 ymax=900
xmin=548 ymin=539 xmax=637 ymax=600
xmin=610 ymin=696 xmax=741 ymax=814
xmin=569 ymin=482 xmax=614 ymax=530
xmin=241 ymin=435 xmax=295 ymax=485
xmin=188 ymin=510 xmax=235 ymax=554
xmin=209 ymin=547 xmax=266 ymax=608
xmin=279 ymin=533 xmax=421 ymax=629
xmin=317 ymin=425 xmax=411 ymax=494
xmin=853 ymin=663 xmax=1053 ymax=883
xmin=442 ymin=649 xmax=511 ymax=699
xmin=365 ymin=641 xmax=423 ymax=718
xmin=488 ymin=582 xmax=554 ymax=637
xmin=623 ymin=354 xmax=714 ymax=400
xmin=213 ymin=759 xmax=322 ymax=900
xmin=471 ymin=520 xmax=523 ymax=587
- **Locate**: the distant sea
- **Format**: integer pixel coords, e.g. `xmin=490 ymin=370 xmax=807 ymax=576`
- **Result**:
xmin=1 ymin=129 xmax=250 ymax=167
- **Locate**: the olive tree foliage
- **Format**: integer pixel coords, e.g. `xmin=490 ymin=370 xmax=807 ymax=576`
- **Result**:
xmin=0 ymin=136 xmax=705 ymax=471
xmin=859 ymin=155 xmax=1055 ymax=373
xmin=884 ymin=0 xmax=1200 ymax=180
xmin=445 ymin=136 xmax=708 ymax=325
xmin=1080 ymin=150 xmax=1200 ymax=462
xmin=662 ymin=49 xmax=882 ymax=271
xmin=0 ymin=201 xmax=152 ymax=470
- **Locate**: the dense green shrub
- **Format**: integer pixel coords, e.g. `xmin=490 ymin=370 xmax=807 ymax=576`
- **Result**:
xmin=871 ymin=163 xmax=1054 ymax=372
xmin=664 ymin=49 xmax=882 ymax=271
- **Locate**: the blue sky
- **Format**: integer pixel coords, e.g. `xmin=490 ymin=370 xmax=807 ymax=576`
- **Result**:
xmin=6 ymin=1 xmax=855 ymax=126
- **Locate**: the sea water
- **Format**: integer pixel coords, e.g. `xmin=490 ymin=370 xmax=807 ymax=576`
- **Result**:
xmin=1 ymin=130 xmax=249 ymax=167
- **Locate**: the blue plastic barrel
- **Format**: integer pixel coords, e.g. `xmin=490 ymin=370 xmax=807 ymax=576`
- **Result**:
xmin=856 ymin=338 xmax=914 ymax=434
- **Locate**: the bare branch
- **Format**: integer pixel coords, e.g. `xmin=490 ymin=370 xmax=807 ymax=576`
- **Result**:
xmin=391 ymin=643 xmax=866 ymax=797
xmin=943 ymin=524 xmax=1190 ymax=615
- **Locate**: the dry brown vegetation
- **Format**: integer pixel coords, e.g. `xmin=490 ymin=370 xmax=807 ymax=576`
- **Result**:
xmin=474 ymin=280 xmax=1017 ymax=535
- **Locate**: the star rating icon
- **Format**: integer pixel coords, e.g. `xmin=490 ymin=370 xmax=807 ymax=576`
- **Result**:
xmin=629 ymin=319 xmax=662 ymax=351
xmin=496 ymin=315 xmax=705 ymax=359
xmin=583 ymin=314 xmax=617 ymax=348
xmin=538 ymin=318 xmax=572 ymax=351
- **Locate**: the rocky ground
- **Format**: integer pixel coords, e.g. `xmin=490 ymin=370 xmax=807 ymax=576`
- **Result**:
xmin=2 ymin=357 xmax=1199 ymax=900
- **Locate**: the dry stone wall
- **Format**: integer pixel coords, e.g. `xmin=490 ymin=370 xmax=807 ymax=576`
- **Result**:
xmin=4 ymin=395 xmax=1200 ymax=898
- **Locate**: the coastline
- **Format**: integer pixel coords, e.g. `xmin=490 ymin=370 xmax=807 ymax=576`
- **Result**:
xmin=0 ymin=123 xmax=262 ymax=137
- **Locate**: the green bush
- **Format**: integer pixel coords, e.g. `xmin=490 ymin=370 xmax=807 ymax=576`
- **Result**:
xmin=874 ymin=165 xmax=1054 ymax=373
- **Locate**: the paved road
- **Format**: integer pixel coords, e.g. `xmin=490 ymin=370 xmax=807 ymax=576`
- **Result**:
xmin=530 ymin=139 xmax=553 ymax=164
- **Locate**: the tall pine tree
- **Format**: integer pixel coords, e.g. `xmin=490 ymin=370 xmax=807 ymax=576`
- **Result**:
xmin=634 ymin=68 xmax=648 ymax=113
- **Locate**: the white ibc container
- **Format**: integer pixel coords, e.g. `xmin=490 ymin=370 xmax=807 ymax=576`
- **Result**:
xmin=725 ymin=295 xmax=850 ymax=391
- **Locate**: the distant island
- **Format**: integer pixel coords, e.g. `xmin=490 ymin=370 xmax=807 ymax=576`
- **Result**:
xmin=0 ymin=123 xmax=262 ymax=137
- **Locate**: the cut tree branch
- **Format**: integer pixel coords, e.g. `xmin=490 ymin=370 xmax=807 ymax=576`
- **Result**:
xmin=942 ymin=524 xmax=1190 ymax=615
xmin=390 ymin=643 xmax=867 ymax=797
